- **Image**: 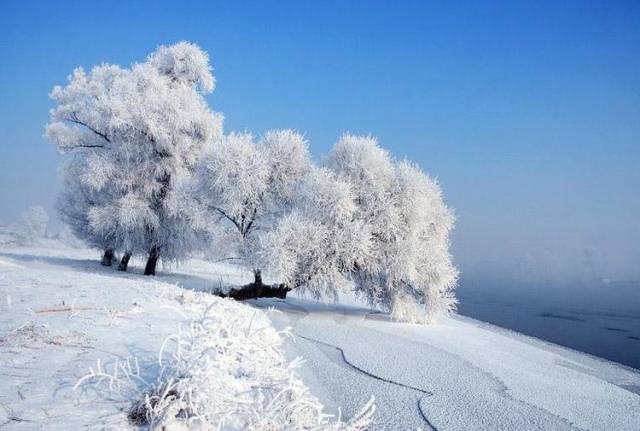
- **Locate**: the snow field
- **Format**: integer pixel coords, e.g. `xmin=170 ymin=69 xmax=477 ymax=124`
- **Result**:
xmin=0 ymin=245 xmax=372 ymax=430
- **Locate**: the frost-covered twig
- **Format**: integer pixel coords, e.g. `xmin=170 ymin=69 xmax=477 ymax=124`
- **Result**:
xmin=35 ymin=306 xmax=93 ymax=314
xmin=73 ymin=357 xmax=147 ymax=393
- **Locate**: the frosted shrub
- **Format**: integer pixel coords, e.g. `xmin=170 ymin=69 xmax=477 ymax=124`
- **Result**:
xmin=192 ymin=130 xmax=311 ymax=287
xmin=139 ymin=300 xmax=374 ymax=430
xmin=258 ymin=136 xmax=458 ymax=323
xmin=262 ymin=167 xmax=371 ymax=300
xmin=76 ymin=297 xmax=374 ymax=430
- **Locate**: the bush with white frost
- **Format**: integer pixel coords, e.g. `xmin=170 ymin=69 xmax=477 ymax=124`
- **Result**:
xmin=262 ymin=167 xmax=371 ymax=300
xmin=76 ymin=296 xmax=374 ymax=430
xmin=191 ymin=130 xmax=457 ymax=322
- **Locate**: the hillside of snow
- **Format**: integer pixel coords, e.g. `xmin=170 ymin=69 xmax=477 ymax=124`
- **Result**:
xmin=259 ymin=298 xmax=640 ymax=430
xmin=1 ymin=241 xmax=639 ymax=430
xmin=0 ymin=242 xmax=372 ymax=430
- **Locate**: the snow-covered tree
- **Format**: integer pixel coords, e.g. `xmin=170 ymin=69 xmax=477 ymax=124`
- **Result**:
xmin=46 ymin=41 xmax=223 ymax=274
xmin=21 ymin=206 xmax=49 ymax=242
xmin=261 ymin=167 xmax=371 ymax=300
xmin=325 ymin=135 xmax=458 ymax=322
xmin=192 ymin=130 xmax=311 ymax=295
xmin=195 ymin=131 xmax=456 ymax=320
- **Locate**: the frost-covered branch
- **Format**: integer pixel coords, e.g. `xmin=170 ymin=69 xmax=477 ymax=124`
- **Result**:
xmin=64 ymin=112 xmax=111 ymax=144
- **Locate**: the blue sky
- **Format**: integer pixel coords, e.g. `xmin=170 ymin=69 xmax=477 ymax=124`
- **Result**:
xmin=1 ymin=0 xmax=639 ymax=279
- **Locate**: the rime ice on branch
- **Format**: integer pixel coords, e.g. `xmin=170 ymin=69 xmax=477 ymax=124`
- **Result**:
xmin=247 ymin=135 xmax=458 ymax=322
xmin=260 ymin=135 xmax=458 ymax=322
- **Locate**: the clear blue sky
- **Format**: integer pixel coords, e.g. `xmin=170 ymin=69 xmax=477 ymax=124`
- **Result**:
xmin=1 ymin=0 xmax=639 ymax=279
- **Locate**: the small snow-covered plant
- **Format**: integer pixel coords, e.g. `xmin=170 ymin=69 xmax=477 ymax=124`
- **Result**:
xmin=74 ymin=357 xmax=147 ymax=394
xmin=74 ymin=297 xmax=374 ymax=430
xmin=327 ymin=135 xmax=458 ymax=323
xmin=135 ymin=300 xmax=374 ymax=430
xmin=46 ymin=41 xmax=223 ymax=274
xmin=192 ymin=130 xmax=311 ymax=287
xmin=21 ymin=206 xmax=49 ymax=242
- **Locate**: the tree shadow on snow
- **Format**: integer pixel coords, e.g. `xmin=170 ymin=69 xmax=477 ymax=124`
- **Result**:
xmin=0 ymin=250 xmax=224 ymax=294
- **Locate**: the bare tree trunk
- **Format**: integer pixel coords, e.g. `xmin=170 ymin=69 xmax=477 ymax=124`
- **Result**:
xmin=118 ymin=251 xmax=131 ymax=272
xmin=254 ymin=269 xmax=262 ymax=286
xmin=144 ymin=245 xmax=159 ymax=276
xmin=144 ymin=173 xmax=170 ymax=277
xmin=101 ymin=248 xmax=114 ymax=266
xmin=221 ymin=270 xmax=291 ymax=300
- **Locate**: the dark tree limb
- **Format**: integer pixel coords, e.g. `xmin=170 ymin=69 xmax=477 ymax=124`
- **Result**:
xmin=212 ymin=206 xmax=242 ymax=232
xmin=66 ymin=112 xmax=112 ymax=144
xmin=66 ymin=144 xmax=105 ymax=149
xmin=243 ymin=207 xmax=258 ymax=237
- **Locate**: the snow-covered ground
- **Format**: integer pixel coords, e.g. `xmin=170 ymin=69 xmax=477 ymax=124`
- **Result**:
xmin=254 ymin=299 xmax=640 ymax=430
xmin=1 ymin=242 xmax=639 ymax=430
xmin=0 ymin=243 xmax=371 ymax=430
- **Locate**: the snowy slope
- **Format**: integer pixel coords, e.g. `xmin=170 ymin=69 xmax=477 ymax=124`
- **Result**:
xmin=0 ymin=246 xmax=201 ymax=429
xmin=1 ymin=243 xmax=638 ymax=430
xmin=255 ymin=297 xmax=640 ymax=431
xmin=0 ymin=244 xmax=370 ymax=430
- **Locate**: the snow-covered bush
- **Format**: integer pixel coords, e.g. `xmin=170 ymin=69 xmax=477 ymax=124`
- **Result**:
xmin=76 ymin=297 xmax=374 ymax=430
xmin=46 ymin=41 xmax=223 ymax=274
xmin=21 ymin=206 xmax=49 ymax=241
xmin=325 ymin=135 xmax=458 ymax=323
xmin=54 ymin=225 xmax=85 ymax=248
xmin=192 ymin=130 xmax=311 ymax=286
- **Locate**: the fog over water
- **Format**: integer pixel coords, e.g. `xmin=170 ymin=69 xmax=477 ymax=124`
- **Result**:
xmin=456 ymin=250 xmax=640 ymax=369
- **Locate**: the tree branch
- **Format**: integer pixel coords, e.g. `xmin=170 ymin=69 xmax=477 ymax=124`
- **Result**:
xmin=67 ymin=144 xmax=106 ymax=149
xmin=211 ymin=256 xmax=243 ymax=263
xmin=211 ymin=206 xmax=242 ymax=233
xmin=192 ymin=195 xmax=244 ymax=235
xmin=65 ymin=112 xmax=111 ymax=144
xmin=243 ymin=207 xmax=258 ymax=237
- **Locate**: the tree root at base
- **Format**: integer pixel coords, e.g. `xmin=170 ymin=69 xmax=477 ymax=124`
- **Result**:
xmin=219 ymin=282 xmax=291 ymax=301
